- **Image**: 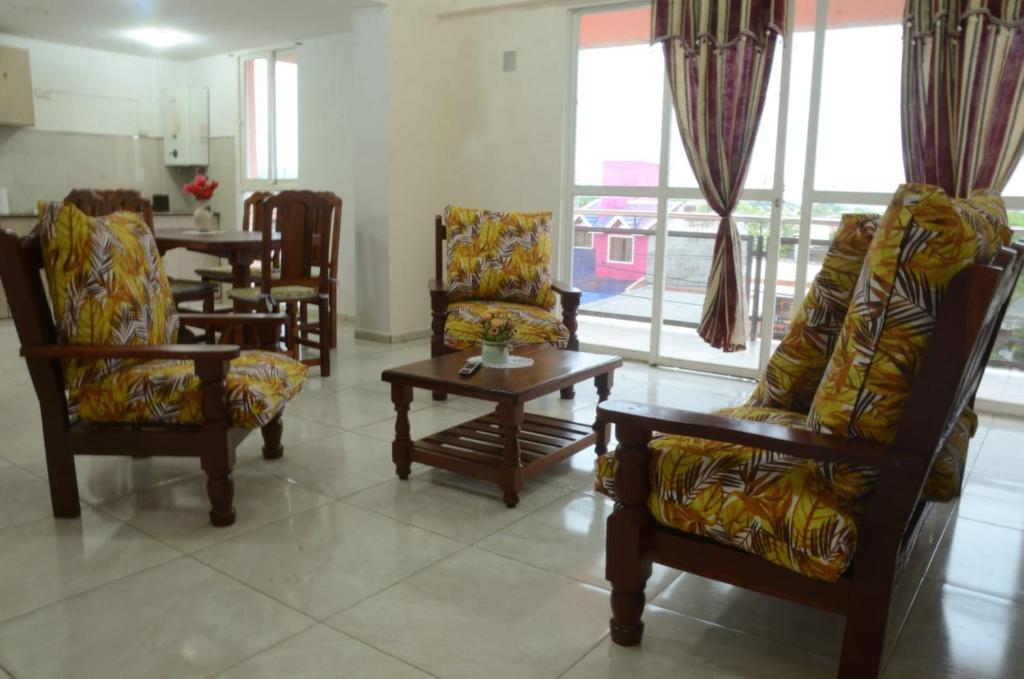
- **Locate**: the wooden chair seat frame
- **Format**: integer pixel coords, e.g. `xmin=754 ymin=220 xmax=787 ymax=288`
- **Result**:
xmin=0 ymin=227 xmax=295 ymax=527
xmin=429 ymin=214 xmax=583 ymax=400
xmin=597 ymin=244 xmax=1024 ymax=679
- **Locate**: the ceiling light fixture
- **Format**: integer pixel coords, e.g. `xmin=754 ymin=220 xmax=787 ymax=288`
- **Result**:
xmin=124 ymin=27 xmax=193 ymax=49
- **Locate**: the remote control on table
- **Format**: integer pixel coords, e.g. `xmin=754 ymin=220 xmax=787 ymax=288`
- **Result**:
xmin=459 ymin=360 xmax=482 ymax=378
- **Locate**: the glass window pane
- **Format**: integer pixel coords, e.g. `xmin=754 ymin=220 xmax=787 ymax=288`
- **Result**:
xmin=574 ymin=7 xmax=663 ymax=187
xmin=274 ymin=52 xmax=299 ymax=181
xmin=572 ymin=194 xmax=656 ymax=353
xmin=1004 ymin=160 xmax=1024 ymax=197
xmin=659 ymin=200 xmax=773 ymax=372
xmin=244 ymin=57 xmax=270 ymax=181
xmin=980 ymin=217 xmax=1024 ymax=405
xmin=814 ymin=23 xmax=904 ymax=192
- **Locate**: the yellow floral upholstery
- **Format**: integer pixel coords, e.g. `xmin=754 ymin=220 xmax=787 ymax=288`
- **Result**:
xmin=445 ymin=206 xmax=555 ymax=310
xmin=38 ymin=202 xmax=178 ymax=389
xmin=809 ymin=184 xmax=1010 ymax=443
xmin=444 ymin=300 xmax=568 ymax=350
xmin=70 ymin=351 xmax=308 ymax=429
xmin=596 ymin=405 xmax=878 ymax=582
xmin=747 ymin=213 xmax=879 ymax=413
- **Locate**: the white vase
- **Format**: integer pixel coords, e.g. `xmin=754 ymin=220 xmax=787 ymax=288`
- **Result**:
xmin=193 ymin=201 xmax=216 ymax=231
xmin=481 ymin=340 xmax=510 ymax=365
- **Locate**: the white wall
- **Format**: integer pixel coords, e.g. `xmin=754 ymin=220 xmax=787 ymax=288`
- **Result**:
xmin=0 ymin=33 xmax=186 ymax=136
xmin=382 ymin=0 xmax=573 ymax=337
xmin=299 ymin=33 xmax=358 ymax=318
xmin=352 ymin=5 xmax=391 ymax=334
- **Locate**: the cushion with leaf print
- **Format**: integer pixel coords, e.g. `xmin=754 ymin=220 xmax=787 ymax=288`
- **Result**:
xmin=808 ymin=184 xmax=1009 ymax=443
xmin=445 ymin=206 xmax=556 ymax=310
xmin=38 ymin=201 xmax=178 ymax=389
xmin=746 ymin=213 xmax=879 ymax=413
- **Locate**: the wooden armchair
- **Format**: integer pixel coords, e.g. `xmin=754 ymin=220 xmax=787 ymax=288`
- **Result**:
xmin=64 ymin=189 xmax=216 ymax=312
xmin=0 ymin=205 xmax=309 ymax=526
xmin=597 ymin=236 xmax=1023 ymax=679
xmin=429 ymin=211 xmax=582 ymax=400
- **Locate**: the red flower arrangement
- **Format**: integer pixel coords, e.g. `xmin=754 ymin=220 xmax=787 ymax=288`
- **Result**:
xmin=183 ymin=175 xmax=219 ymax=201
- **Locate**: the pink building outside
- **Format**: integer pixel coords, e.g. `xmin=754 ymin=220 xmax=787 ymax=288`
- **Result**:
xmin=581 ymin=161 xmax=658 ymax=283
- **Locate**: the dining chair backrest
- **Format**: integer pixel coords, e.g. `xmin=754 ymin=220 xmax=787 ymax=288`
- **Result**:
xmin=243 ymin=191 xmax=273 ymax=232
xmin=65 ymin=189 xmax=154 ymax=231
xmin=255 ymin=190 xmax=336 ymax=294
xmin=63 ymin=189 xmax=108 ymax=218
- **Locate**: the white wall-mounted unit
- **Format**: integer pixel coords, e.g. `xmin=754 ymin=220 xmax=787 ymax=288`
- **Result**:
xmin=0 ymin=45 xmax=36 ymax=127
xmin=162 ymin=85 xmax=209 ymax=166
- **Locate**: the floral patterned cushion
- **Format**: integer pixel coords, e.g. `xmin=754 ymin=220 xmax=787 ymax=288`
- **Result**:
xmin=747 ymin=213 xmax=879 ymax=413
xmin=38 ymin=202 xmax=178 ymax=389
xmin=69 ymin=351 xmax=308 ymax=429
xmin=445 ymin=206 xmax=556 ymax=310
xmin=809 ymin=184 xmax=1010 ymax=443
xmin=445 ymin=300 xmax=568 ymax=351
xmin=596 ymin=405 xmax=878 ymax=582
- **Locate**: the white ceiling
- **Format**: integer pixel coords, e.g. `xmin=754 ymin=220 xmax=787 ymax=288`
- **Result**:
xmin=0 ymin=0 xmax=384 ymax=60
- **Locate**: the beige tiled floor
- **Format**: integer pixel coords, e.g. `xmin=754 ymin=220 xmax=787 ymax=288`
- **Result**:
xmin=2 ymin=320 xmax=1024 ymax=677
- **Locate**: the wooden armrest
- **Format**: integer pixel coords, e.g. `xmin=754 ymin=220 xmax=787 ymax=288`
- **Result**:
xmin=552 ymin=279 xmax=582 ymax=297
xmin=598 ymin=401 xmax=917 ymax=470
xmin=22 ymin=344 xmax=241 ymax=361
xmin=179 ymin=313 xmax=286 ymax=328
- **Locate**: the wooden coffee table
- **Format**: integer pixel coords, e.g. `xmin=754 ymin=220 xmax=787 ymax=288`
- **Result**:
xmin=382 ymin=347 xmax=622 ymax=507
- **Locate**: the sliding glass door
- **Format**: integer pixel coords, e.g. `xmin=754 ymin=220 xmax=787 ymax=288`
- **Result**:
xmin=563 ymin=0 xmax=1024 ymax=414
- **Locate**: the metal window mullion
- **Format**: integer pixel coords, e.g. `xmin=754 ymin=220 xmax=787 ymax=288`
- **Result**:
xmin=794 ymin=0 xmax=830 ymax=310
xmin=650 ymin=77 xmax=674 ymax=364
xmin=757 ymin=2 xmax=796 ymax=372
xmin=267 ymin=52 xmax=278 ymax=184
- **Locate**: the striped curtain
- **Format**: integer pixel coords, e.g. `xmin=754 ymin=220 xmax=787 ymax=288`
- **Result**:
xmin=654 ymin=0 xmax=788 ymax=352
xmin=903 ymin=1 xmax=1024 ymax=196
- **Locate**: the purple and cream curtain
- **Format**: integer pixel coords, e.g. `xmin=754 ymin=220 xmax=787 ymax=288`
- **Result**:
xmin=654 ymin=0 xmax=788 ymax=352
xmin=903 ymin=0 xmax=1024 ymax=196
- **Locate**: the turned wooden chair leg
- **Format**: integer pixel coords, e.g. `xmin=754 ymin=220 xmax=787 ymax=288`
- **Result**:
xmin=201 ymin=453 xmax=236 ymax=527
xmin=607 ymin=425 xmax=653 ymax=646
xmin=285 ymin=302 xmax=299 ymax=360
xmin=318 ymin=295 xmax=331 ymax=377
xmin=560 ymin=386 xmax=575 ymax=400
xmin=300 ymin=302 xmax=309 ymax=343
xmin=261 ymin=414 xmax=284 ymax=460
xmin=432 ymin=390 xmax=448 ymax=401
xmin=329 ymin=283 xmax=338 ymax=349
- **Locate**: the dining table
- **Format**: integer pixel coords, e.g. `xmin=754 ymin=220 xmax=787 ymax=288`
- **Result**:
xmin=154 ymin=228 xmax=280 ymax=292
xmin=155 ymin=228 xmax=282 ymax=344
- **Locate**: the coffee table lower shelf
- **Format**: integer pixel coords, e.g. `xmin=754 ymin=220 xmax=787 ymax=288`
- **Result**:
xmin=403 ymin=412 xmax=597 ymax=506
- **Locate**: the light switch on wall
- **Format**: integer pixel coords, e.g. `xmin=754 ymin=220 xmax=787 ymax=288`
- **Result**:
xmin=503 ymin=50 xmax=517 ymax=72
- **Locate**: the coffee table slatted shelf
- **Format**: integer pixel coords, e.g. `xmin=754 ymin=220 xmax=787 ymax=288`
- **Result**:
xmin=415 ymin=412 xmax=596 ymax=474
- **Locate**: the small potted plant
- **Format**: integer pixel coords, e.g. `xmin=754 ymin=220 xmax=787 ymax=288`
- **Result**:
xmin=183 ymin=175 xmax=219 ymax=231
xmin=480 ymin=311 xmax=516 ymax=365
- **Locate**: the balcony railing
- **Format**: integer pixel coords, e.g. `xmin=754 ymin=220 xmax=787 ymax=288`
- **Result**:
xmin=571 ymin=209 xmax=1024 ymax=369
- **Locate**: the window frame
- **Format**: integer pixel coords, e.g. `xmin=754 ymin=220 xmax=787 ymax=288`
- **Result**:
xmin=606 ymin=234 xmax=635 ymax=264
xmin=574 ymin=229 xmax=594 ymax=249
xmin=238 ymin=47 xmax=299 ymax=190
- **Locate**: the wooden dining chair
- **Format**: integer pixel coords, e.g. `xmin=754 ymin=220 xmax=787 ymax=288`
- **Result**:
xmin=64 ymin=189 xmax=216 ymax=313
xmin=228 ymin=190 xmax=338 ymax=376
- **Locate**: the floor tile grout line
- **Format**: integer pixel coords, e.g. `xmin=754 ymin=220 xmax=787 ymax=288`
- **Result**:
xmin=200 ymin=619 xmax=321 ymax=679
xmin=0 ymin=553 xmax=191 ymax=630
xmin=554 ymin=630 xmax=612 ymax=679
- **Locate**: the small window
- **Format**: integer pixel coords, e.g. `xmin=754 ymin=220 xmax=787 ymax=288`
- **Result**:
xmin=242 ymin=49 xmax=298 ymax=184
xmin=607 ymin=235 xmax=634 ymax=264
xmin=574 ymin=230 xmax=594 ymax=248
